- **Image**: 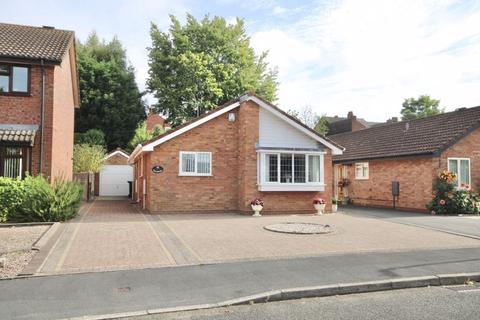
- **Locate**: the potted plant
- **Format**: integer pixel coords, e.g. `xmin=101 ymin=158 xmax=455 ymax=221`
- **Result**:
xmin=250 ymin=197 xmax=264 ymax=217
xmin=313 ymin=197 xmax=326 ymax=215
xmin=332 ymin=198 xmax=338 ymax=213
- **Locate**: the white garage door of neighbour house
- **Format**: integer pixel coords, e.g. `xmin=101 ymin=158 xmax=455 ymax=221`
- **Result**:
xmin=99 ymin=165 xmax=133 ymax=196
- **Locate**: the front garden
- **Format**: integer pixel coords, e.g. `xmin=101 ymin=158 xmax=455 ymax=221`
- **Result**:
xmin=427 ymin=171 xmax=480 ymax=215
xmin=0 ymin=175 xmax=83 ymax=223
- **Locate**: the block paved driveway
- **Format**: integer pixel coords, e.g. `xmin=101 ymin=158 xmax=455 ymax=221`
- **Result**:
xmin=34 ymin=200 xmax=480 ymax=275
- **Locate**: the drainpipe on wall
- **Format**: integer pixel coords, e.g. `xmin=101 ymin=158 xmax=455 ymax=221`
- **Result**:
xmin=39 ymin=59 xmax=45 ymax=175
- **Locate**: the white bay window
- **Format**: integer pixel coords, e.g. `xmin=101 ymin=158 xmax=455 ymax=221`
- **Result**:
xmin=258 ymin=151 xmax=325 ymax=191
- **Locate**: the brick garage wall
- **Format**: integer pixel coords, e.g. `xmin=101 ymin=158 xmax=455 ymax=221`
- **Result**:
xmin=342 ymin=157 xmax=434 ymax=211
xmin=0 ymin=64 xmax=54 ymax=176
xmin=145 ymin=108 xmax=240 ymax=212
xmin=105 ymin=153 xmax=129 ymax=165
xmin=436 ymin=127 xmax=480 ymax=190
xmin=51 ymin=46 xmax=76 ymax=181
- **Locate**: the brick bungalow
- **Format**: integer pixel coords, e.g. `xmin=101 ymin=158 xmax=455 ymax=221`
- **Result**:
xmin=128 ymin=93 xmax=344 ymax=214
xmin=0 ymin=23 xmax=80 ymax=180
xmin=329 ymin=107 xmax=480 ymax=211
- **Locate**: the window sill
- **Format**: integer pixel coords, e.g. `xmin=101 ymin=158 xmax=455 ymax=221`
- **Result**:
xmin=0 ymin=92 xmax=31 ymax=97
xmin=178 ymin=173 xmax=212 ymax=177
xmin=258 ymin=184 xmax=325 ymax=192
xmin=355 ymin=177 xmax=369 ymax=180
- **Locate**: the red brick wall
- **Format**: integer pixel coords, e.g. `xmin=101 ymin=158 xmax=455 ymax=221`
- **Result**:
xmin=137 ymin=100 xmax=333 ymax=214
xmin=436 ymin=127 xmax=480 ymax=190
xmin=351 ymin=119 xmax=366 ymax=132
xmin=0 ymin=64 xmax=54 ymax=177
xmin=146 ymin=113 xmax=165 ymax=132
xmin=105 ymin=153 xmax=129 ymax=165
xmin=342 ymin=157 xmax=434 ymax=211
xmin=51 ymin=46 xmax=76 ymax=181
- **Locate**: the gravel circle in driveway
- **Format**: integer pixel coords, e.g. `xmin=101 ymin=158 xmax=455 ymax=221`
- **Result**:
xmin=264 ymin=222 xmax=334 ymax=234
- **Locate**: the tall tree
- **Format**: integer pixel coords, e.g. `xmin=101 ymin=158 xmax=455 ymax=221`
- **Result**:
xmin=400 ymin=95 xmax=443 ymax=120
xmin=75 ymin=32 xmax=146 ymax=150
xmin=147 ymin=15 xmax=278 ymax=126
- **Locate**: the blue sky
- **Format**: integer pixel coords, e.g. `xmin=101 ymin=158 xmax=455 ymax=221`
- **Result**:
xmin=1 ymin=0 xmax=480 ymax=121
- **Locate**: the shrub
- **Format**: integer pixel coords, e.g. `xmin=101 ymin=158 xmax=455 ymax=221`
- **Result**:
xmin=1 ymin=175 xmax=83 ymax=223
xmin=427 ymin=171 xmax=480 ymax=215
xmin=0 ymin=177 xmax=25 ymax=222
xmin=73 ymin=144 xmax=107 ymax=173
xmin=75 ymin=128 xmax=106 ymax=147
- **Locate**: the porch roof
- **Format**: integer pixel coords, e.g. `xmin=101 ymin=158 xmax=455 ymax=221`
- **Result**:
xmin=0 ymin=124 xmax=39 ymax=146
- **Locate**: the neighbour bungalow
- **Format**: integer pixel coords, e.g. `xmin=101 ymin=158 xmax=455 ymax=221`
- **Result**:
xmin=329 ymin=107 xmax=480 ymax=211
xmin=325 ymin=111 xmax=380 ymax=135
xmin=0 ymin=23 xmax=80 ymax=180
xmin=129 ymin=93 xmax=344 ymax=214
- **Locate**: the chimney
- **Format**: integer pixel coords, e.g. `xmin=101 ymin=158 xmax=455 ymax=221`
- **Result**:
xmin=347 ymin=111 xmax=356 ymax=120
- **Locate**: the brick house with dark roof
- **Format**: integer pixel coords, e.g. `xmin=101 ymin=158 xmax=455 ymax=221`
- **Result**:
xmin=329 ymin=107 xmax=480 ymax=211
xmin=325 ymin=111 xmax=380 ymax=135
xmin=129 ymin=93 xmax=344 ymax=214
xmin=0 ymin=23 xmax=80 ymax=180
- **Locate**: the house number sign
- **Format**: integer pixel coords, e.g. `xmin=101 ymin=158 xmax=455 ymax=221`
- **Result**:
xmin=152 ymin=165 xmax=164 ymax=173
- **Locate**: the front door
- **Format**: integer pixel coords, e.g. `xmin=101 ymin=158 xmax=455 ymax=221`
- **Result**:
xmin=0 ymin=146 xmax=30 ymax=179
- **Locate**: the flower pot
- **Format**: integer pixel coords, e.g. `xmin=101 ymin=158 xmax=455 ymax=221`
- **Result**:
xmin=314 ymin=203 xmax=325 ymax=215
xmin=332 ymin=204 xmax=338 ymax=213
xmin=251 ymin=204 xmax=263 ymax=217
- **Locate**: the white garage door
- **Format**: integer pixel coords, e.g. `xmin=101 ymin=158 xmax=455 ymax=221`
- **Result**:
xmin=99 ymin=165 xmax=133 ymax=196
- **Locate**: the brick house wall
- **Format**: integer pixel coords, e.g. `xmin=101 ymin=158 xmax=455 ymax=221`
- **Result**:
xmin=146 ymin=113 xmax=166 ymax=132
xmin=338 ymin=127 xmax=480 ymax=211
xmin=0 ymin=48 xmax=76 ymax=181
xmin=341 ymin=157 xmax=434 ymax=211
xmin=139 ymin=100 xmax=333 ymax=214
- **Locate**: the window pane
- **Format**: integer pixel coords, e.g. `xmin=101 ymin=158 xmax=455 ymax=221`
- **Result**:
xmin=280 ymin=154 xmax=292 ymax=183
xmin=308 ymin=155 xmax=320 ymax=182
xmin=460 ymin=160 xmax=470 ymax=186
xmin=182 ymin=153 xmax=195 ymax=173
xmin=0 ymin=75 xmax=8 ymax=92
xmin=448 ymin=159 xmax=458 ymax=175
xmin=197 ymin=153 xmax=211 ymax=174
xmin=294 ymin=154 xmax=306 ymax=183
xmin=362 ymin=164 xmax=369 ymax=177
xmin=266 ymin=154 xmax=278 ymax=182
xmin=12 ymin=67 xmax=28 ymax=92
xmin=0 ymin=65 xmax=8 ymax=73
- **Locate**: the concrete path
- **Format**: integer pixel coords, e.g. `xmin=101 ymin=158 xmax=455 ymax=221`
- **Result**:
xmin=343 ymin=206 xmax=480 ymax=239
xmin=2 ymin=247 xmax=480 ymax=320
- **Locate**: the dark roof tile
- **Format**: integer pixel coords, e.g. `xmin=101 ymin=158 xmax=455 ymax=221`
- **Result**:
xmin=0 ymin=23 xmax=74 ymax=63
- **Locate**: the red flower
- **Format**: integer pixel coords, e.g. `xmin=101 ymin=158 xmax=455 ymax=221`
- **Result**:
xmin=250 ymin=198 xmax=264 ymax=206
xmin=439 ymin=199 xmax=446 ymax=205
xmin=313 ymin=197 xmax=325 ymax=205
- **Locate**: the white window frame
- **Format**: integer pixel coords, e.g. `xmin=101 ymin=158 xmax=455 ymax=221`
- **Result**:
xmin=447 ymin=157 xmax=471 ymax=189
xmin=257 ymin=150 xmax=325 ymax=191
xmin=179 ymin=151 xmax=212 ymax=176
xmin=355 ymin=162 xmax=369 ymax=180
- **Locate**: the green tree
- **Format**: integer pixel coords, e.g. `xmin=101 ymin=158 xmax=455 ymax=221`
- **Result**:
xmin=127 ymin=121 xmax=164 ymax=152
xmin=75 ymin=32 xmax=146 ymax=150
xmin=74 ymin=128 xmax=106 ymax=147
xmin=147 ymin=15 xmax=278 ymax=126
xmin=400 ymin=95 xmax=443 ymax=120
xmin=314 ymin=115 xmax=329 ymax=136
xmin=73 ymin=144 xmax=107 ymax=173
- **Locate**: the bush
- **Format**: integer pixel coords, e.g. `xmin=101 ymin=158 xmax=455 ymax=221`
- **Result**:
xmin=0 ymin=177 xmax=25 ymax=222
xmin=75 ymin=128 xmax=106 ymax=147
xmin=427 ymin=171 xmax=480 ymax=215
xmin=0 ymin=175 xmax=83 ymax=223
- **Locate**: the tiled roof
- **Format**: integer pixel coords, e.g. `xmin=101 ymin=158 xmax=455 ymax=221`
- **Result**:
xmin=329 ymin=107 xmax=480 ymax=162
xmin=0 ymin=125 xmax=39 ymax=146
xmin=0 ymin=23 xmax=74 ymax=63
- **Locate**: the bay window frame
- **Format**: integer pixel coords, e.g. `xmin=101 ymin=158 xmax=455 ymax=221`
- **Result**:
xmin=257 ymin=150 xmax=325 ymax=191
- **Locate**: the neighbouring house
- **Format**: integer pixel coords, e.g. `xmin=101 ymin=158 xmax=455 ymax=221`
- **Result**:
xmin=329 ymin=107 xmax=480 ymax=211
xmin=94 ymin=148 xmax=133 ymax=197
xmin=325 ymin=112 xmax=380 ymax=135
xmin=146 ymin=111 xmax=171 ymax=132
xmin=128 ymin=93 xmax=344 ymax=214
xmin=0 ymin=23 xmax=80 ymax=180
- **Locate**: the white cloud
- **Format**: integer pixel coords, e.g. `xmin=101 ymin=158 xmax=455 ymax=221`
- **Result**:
xmin=272 ymin=6 xmax=287 ymax=15
xmin=251 ymin=0 xmax=480 ymax=121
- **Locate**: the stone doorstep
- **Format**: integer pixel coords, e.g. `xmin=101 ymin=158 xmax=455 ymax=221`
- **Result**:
xmin=64 ymin=272 xmax=480 ymax=320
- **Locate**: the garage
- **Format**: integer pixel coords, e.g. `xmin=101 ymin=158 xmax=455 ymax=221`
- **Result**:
xmin=96 ymin=149 xmax=133 ymax=197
